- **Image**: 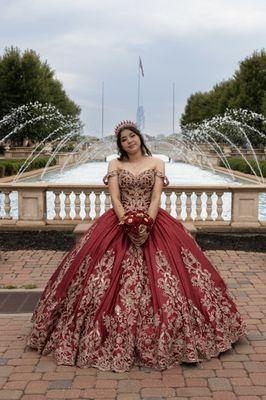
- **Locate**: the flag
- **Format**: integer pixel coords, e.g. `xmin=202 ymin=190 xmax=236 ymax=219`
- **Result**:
xmin=139 ymin=56 xmax=144 ymax=77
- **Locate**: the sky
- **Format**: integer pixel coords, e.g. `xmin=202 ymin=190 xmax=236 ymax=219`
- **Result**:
xmin=0 ymin=0 xmax=266 ymax=137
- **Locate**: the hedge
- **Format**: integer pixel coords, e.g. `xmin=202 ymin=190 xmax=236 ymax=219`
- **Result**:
xmin=219 ymin=157 xmax=266 ymax=177
xmin=0 ymin=157 xmax=57 ymax=177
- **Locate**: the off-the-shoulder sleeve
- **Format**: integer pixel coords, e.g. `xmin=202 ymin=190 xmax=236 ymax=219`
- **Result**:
xmin=103 ymin=170 xmax=119 ymax=185
xmin=155 ymin=170 xmax=169 ymax=187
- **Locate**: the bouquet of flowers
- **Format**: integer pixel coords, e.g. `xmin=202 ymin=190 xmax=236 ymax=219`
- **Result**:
xmin=119 ymin=209 xmax=154 ymax=235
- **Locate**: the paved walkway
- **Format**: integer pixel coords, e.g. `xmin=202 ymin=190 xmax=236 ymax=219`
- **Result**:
xmin=0 ymin=249 xmax=265 ymax=399
xmin=0 ymin=250 xmax=65 ymax=289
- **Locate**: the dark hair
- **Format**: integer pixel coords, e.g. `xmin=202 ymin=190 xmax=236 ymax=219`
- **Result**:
xmin=116 ymin=126 xmax=152 ymax=161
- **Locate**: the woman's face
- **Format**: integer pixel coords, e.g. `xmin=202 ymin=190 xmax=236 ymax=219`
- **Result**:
xmin=119 ymin=129 xmax=141 ymax=154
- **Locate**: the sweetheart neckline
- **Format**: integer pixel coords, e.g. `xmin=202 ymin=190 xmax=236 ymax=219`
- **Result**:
xmin=118 ymin=168 xmax=155 ymax=178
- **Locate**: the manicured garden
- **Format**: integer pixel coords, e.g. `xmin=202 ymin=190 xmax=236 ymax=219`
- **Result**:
xmin=0 ymin=156 xmax=56 ymax=177
xmin=219 ymin=157 xmax=266 ymax=177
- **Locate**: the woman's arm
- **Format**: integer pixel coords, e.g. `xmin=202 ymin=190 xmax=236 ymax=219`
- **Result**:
xmin=104 ymin=159 xmax=125 ymax=221
xmin=133 ymin=159 xmax=167 ymax=247
xmin=104 ymin=161 xmax=140 ymax=246
xmin=147 ymin=158 xmax=167 ymax=221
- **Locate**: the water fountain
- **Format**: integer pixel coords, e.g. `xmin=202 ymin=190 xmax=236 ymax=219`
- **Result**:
xmin=0 ymin=106 xmax=265 ymax=227
xmin=0 ymin=102 xmax=83 ymax=182
xmin=0 ymin=102 xmax=79 ymax=144
xmin=181 ymin=109 xmax=266 ymax=184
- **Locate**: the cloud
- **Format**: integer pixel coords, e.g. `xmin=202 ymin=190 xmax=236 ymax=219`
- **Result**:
xmin=0 ymin=0 xmax=265 ymax=136
xmin=55 ymin=71 xmax=86 ymax=91
xmin=2 ymin=0 xmax=266 ymax=45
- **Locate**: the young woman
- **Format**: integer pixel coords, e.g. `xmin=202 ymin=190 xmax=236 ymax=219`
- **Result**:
xmin=26 ymin=120 xmax=247 ymax=372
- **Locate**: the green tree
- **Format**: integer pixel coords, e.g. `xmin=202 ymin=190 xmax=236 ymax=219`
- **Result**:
xmin=180 ymin=92 xmax=213 ymax=125
xmin=230 ymin=50 xmax=266 ymax=113
xmin=0 ymin=46 xmax=82 ymax=145
xmin=181 ymin=49 xmax=266 ymax=127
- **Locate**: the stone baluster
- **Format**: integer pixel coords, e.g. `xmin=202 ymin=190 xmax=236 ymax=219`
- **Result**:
xmin=74 ymin=191 xmax=82 ymax=220
xmin=94 ymin=190 xmax=101 ymax=219
xmin=104 ymin=192 xmax=111 ymax=212
xmin=205 ymin=191 xmax=213 ymax=221
xmin=175 ymin=191 xmax=182 ymax=220
xmin=54 ymin=190 xmax=61 ymax=220
xmin=194 ymin=191 xmax=202 ymax=221
xmin=165 ymin=191 xmax=172 ymax=214
xmin=185 ymin=191 xmax=192 ymax=221
xmin=84 ymin=191 xmax=91 ymax=221
xmin=216 ymin=191 xmax=224 ymax=221
xmin=64 ymin=190 xmax=71 ymax=221
xmin=3 ymin=190 xmax=11 ymax=219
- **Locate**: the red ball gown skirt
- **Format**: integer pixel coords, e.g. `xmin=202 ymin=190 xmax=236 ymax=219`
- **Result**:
xmin=26 ymin=207 xmax=247 ymax=372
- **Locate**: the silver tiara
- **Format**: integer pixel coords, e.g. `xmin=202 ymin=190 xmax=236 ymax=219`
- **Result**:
xmin=114 ymin=120 xmax=138 ymax=136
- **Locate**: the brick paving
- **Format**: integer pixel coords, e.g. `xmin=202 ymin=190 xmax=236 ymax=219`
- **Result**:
xmin=0 ymin=248 xmax=265 ymax=399
xmin=0 ymin=250 xmax=65 ymax=289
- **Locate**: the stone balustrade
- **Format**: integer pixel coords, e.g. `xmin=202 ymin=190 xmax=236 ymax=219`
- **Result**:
xmin=0 ymin=183 xmax=265 ymax=231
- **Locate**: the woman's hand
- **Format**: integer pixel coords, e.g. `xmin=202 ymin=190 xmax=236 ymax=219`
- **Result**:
xmin=127 ymin=227 xmax=150 ymax=247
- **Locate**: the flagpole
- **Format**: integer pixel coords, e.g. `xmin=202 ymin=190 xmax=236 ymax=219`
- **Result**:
xmin=172 ymin=82 xmax=175 ymax=134
xmin=101 ymin=81 xmax=104 ymax=138
xmin=137 ymin=64 xmax=140 ymax=109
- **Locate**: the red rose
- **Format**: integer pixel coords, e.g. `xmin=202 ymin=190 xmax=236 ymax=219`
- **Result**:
xmin=119 ymin=210 xmax=154 ymax=235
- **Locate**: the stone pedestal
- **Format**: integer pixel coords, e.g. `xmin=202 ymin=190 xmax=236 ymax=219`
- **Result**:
xmin=231 ymin=188 xmax=260 ymax=228
xmin=16 ymin=186 xmax=47 ymax=226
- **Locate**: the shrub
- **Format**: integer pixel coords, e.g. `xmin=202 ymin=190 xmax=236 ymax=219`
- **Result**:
xmin=23 ymin=283 xmax=38 ymax=289
xmin=0 ymin=156 xmax=57 ymax=177
xmin=3 ymin=284 xmax=17 ymax=289
xmin=219 ymin=157 xmax=266 ymax=177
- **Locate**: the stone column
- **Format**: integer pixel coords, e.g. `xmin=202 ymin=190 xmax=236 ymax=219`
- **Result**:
xmin=16 ymin=184 xmax=47 ymax=227
xmin=231 ymin=186 xmax=260 ymax=228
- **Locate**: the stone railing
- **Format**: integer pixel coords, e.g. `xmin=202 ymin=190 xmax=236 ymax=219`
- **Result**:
xmin=0 ymin=183 xmax=265 ymax=231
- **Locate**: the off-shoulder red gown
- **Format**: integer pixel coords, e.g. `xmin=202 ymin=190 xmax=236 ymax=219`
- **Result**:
xmin=26 ymin=168 xmax=247 ymax=372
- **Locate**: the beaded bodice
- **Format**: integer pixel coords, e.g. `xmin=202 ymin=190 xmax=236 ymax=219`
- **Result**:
xmin=103 ymin=168 xmax=169 ymax=212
